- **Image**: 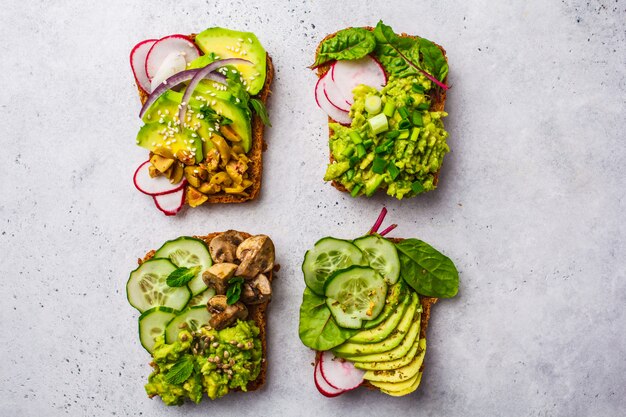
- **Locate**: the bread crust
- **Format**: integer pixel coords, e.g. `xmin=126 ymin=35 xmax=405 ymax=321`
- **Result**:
xmin=313 ymin=27 xmax=448 ymax=194
xmin=135 ymin=34 xmax=274 ymax=206
xmin=139 ymin=231 xmax=272 ymax=393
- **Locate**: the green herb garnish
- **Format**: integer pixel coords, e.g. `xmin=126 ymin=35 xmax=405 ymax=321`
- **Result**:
xmin=226 ymin=277 xmax=245 ymax=305
xmin=166 ymin=266 xmax=201 ymax=287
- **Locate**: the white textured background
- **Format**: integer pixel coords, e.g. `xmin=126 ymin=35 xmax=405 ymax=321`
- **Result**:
xmin=1 ymin=0 xmax=624 ymax=416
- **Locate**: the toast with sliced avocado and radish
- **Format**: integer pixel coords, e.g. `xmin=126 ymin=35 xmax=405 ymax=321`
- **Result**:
xmin=130 ymin=27 xmax=274 ymax=215
xmin=312 ymin=21 xmax=451 ymax=199
xmin=298 ymin=208 xmax=459 ymax=397
xmin=126 ymin=231 xmax=276 ymax=404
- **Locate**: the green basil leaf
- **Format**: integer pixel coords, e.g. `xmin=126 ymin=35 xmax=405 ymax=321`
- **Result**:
xmin=313 ymin=28 xmax=376 ymax=68
xmin=298 ymin=288 xmax=358 ymax=350
xmin=395 ymin=239 xmax=459 ymax=298
xmin=226 ymin=278 xmax=244 ymax=305
xmin=166 ymin=266 xmax=200 ymax=287
xmin=250 ymin=98 xmax=271 ymax=127
xmin=164 ymin=355 xmax=194 ymax=385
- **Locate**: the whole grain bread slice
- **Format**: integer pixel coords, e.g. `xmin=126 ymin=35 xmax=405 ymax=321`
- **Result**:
xmin=136 ymin=34 xmax=274 ymax=205
xmin=139 ymin=231 xmax=272 ymax=393
xmin=314 ymin=27 xmax=448 ymax=194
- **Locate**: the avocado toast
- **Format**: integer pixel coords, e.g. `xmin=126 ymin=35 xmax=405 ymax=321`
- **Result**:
xmin=298 ymin=209 xmax=459 ymax=396
xmin=130 ymin=27 xmax=274 ymax=215
xmin=126 ymin=231 xmax=275 ymax=404
xmin=312 ymin=22 xmax=450 ymax=199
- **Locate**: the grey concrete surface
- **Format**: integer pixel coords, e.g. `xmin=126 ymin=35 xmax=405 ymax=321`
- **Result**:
xmin=1 ymin=0 xmax=624 ymax=416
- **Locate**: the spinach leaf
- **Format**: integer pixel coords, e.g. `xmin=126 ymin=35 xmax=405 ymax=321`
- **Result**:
xmin=166 ymin=266 xmax=200 ymax=287
xmin=226 ymin=277 xmax=244 ymax=305
xmin=164 ymin=355 xmax=194 ymax=385
xmin=312 ymin=28 xmax=376 ymax=68
xmin=250 ymin=98 xmax=271 ymax=126
xmin=298 ymin=288 xmax=358 ymax=350
xmin=373 ymin=21 xmax=448 ymax=82
xmin=395 ymin=239 xmax=459 ymax=298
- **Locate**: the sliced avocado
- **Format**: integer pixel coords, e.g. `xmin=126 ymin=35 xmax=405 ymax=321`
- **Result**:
xmin=194 ymin=27 xmax=267 ymax=95
xmin=354 ymin=335 xmax=420 ymax=371
xmin=377 ymin=371 xmax=423 ymax=397
xmin=364 ymin=281 xmax=407 ymax=329
xmin=333 ymin=293 xmax=418 ymax=356
xmin=348 ymin=287 xmax=411 ymax=344
xmin=369 ymin=362 xmax=423 ymax=392
xmin=341 ymin=310 xmax=421 ymax=363
xmin=136 ymin=123 xmax=203 ymax=164
xmin=363 ymin=338 xmax=427 ymax=383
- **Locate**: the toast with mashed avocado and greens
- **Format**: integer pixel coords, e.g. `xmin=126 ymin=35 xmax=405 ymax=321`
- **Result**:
xmin=126 ymin=231 xmax=276 ymax=404
xmin=312 ymin=22 xmax=450 ymax=199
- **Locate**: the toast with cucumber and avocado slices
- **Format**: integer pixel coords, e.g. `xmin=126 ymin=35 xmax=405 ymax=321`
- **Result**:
xmin=130 ymin=27 xmax=274 ymax=215
xmin=298 ymin=208 xmax=459 ymax=397
xmin=312 ymin=21 xmax=450 ymax=199
xmin=126 ymin=231 xmax=277 ymax=404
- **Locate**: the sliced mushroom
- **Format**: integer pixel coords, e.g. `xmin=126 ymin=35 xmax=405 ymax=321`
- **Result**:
xmin=235 ymin=235 xmax=275 ymax=279
xmin=202 ymin=263 xmax=238 ymax=294
xmin=209 ymin=230 xmax=246 ymax=263
xmin=240 ymin=273 xmax=272 ymax=305
xmin=207 ymin=295 xmax=248 ymax=330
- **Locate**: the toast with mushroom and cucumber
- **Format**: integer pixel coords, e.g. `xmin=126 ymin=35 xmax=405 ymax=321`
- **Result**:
xmin=130 ymin=27 xmax=274 ymax=215
xmin=126 ymin=231 xmax=276 ymax=404
xmin=298 ymin=208 xmax=459 ymax=397
xmin=312 ymin=21 xmax=450 ymax=199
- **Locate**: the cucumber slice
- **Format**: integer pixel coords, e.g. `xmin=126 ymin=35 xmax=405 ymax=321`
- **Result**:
xmin=165 ymin=306 xmax=212 ymax=343
xmin=154 ymin=237 xmax=213 ymax=295
xmin=138 ymin=307 xmax=177 ymax=353
xmin=324 ymin=266 xmax=387 ymax=329
xmin=127 ymin=258 xmax=192 ymax=312
xmin=187 ymin=288 xmax=216 ymax=308
xmin=302 ymin=237 xmax=366 ymax=295
xmin=353 ymin=235 xmax=400 ymax=285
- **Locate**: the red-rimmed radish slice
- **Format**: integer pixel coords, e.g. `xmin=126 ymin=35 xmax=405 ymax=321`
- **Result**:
xmin=133 ymin=160 xmax=186 ymax=196
xmin=150 ymin=52 xmax=187 ymax=92
xmin=145 ymin=35 xmax=200 ymax=81
xmin=315 ymin=77 xmax=352 ymax=125
xmin=321 ymin=73 xmax=351 ymax=112
xmin=314 ymin=359 xmax=345 ymax=397
xmin=319 ymin=351 xmax=364 ymax=391
xmin=331 ymin=56 xmax=387 ymax=104
xmin=153 ymin=187 xmax=185 ymax=216
xmin=130 ymin=39 xmax=157 ymax=93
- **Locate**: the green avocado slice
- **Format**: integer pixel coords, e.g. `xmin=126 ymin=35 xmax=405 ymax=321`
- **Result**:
xmin=377 ymin=371 xmax=423 ymax=397
xmin=354 ymin=331 xmax=421 ymax=371
xmin=364 ymin=338 xmax=427 ymax=383
xmin=363 ymin=281 xmax=407 ymax=329
xmin=348 ymin=286 xmax=411 ymax=343
xmin=333 ymin=293 xmax=418 ymax=356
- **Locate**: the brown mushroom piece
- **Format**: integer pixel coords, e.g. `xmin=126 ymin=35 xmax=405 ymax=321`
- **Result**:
xmin=235 ymin=235 xmax=275 ymax=279
xmin=202 ymin=263 xmax=238 ymax=295
xmin=240 ymin=273 xmax=272 ymax=305
xmin=207 ymin=295 xmax=248 ymax=330
xmin=209 ymin=230 xmax=246 ymax=263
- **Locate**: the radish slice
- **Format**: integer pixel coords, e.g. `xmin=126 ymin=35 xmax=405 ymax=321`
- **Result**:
xmin=133 ymin=160 xmax=186 ymax=196
xmin=145 ymin=35 xmax=200 ymax=81
xmin=319 ymin=351 xmax=364 ymax=391
xmin=331 ymin=56 xmax=387 ymax=104
xmin=322 ymin=73 xmax=351 ymax=112
xmin=150 ymin=52 xmax=187 ymax=92
xmin=130 ymin=39 xmax=157 ymax=93
xmin=314 ymin=77 xmax=352 ymax=125
xmin=153 ymin=187 xmax=185 ymax=216
xmin=314 ymin=359 xmax=344 ymax=397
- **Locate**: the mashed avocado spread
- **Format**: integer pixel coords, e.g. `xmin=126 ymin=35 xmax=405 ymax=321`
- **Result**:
xmin=145 ymin=319 xmax=262 ymax=405
xmin=324 ymin=75 xmax=450 ymax=199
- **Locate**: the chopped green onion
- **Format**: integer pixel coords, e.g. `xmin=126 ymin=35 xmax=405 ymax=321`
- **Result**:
xmin=372 ymin=157 xmax=388 ymax=174
xmin=345 ymin=168 xmax=355 ymax=181
xmin=385 ymin=130 xmax=400 ymax=140
xmin=412 ymin=84 xmax=425 ymax=93
xmin=412 ymin=112 xmax=423 ymax=127
xmin=411 ymin=181 xmax=425 ymax=194
xmin=383 ymin=99 xmax=396 ymax=118
xmin=368 ymin=113 xmax=389 ymax=135
xmin=416 ymin=102 xmax=430 ymax=110
xmin=398 ymin=119 xmax=411 ymax=130
xmin=375 ymin=145 xmax=387 ymax=154
xmin=349 ymin=131 xmax=362 ymax=144
xmin=398 ymin=130 xmax=410 ymax=139
xmin=342 ymin=146 xmax=355 ymax=157
xmin=356 ymin=143 xmax=367 ymax=158
xmin=351 ymin=184 xmax=362 ymax=197
xmin=349 ymin=156 xmax=360 ymax=167
xmin=398 ymin=107 xmax=410 ymax=120
xmin=410 ymin=127 xmax=420 ymax=141
xmin=388 ymin=162 xmax=400 ymax=180
xmin=363 ymin=139 xmax=373 ymax=149
xmin=364 ymin=95 xmax=382 ymax=115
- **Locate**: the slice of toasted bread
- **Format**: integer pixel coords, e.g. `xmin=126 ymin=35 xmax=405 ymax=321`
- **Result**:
xmin=314 ymin=27 xmax=448 ymax=194
xmin=136 ymin=34 xmax=274 ymax=205
xmin=139 ymin=231 xmax=272 ymax=393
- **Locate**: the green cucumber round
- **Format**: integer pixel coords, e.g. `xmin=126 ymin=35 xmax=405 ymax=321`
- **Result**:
xmin=324 ymin=266 xmax=388 ymax=329
xmin=138 ymin=306 xmax=177 ymax=353
xmin=165 ymin=306 xmax=212 ymax=344
xmin=187 ymin=288 xmax=216 ymax=308
xmin=353 ymin=235 xmax=400 ymax=285
xmin=302 ymin=237 xmax=366 ymax=295
xmin=154 ymin=237 xmax=213 ymax=295
xmin=126 ymin=258 xmax=192 ymax=312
